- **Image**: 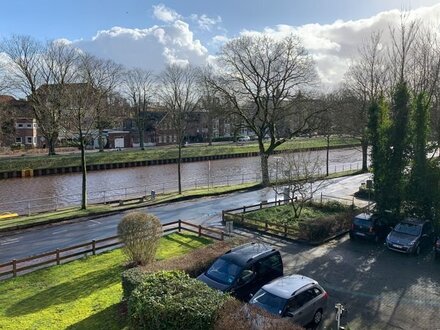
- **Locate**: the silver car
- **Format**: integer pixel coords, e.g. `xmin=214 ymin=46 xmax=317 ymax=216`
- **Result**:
xmin=249 ymin=274 xmax=328 ymax=327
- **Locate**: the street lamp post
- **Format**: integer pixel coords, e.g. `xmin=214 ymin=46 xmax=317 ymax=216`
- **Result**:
xmin=274 ymin=157 xmax=281 ymax=202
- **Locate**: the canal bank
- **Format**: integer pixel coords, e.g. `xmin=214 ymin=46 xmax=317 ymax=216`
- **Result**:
xmin=0 ymin=143 xmax=360 ymax=179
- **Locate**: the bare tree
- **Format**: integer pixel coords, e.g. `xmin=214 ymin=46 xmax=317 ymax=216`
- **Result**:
xmin=63 ymin=54 xmax=121 ymax=209
xmin=207 ymin=34 xmax=318 ymax=186
xmin=158 ymin=64 xmax=200 ymax=194
xmin=272 ymin=152 xmax=328 ymax=218
xmin=342 ymin=32 xmax=388 ymax=171
xmin=123 ymin=68 xmax=156 ymax=150
xmin=0 ymin=35 xmax=78 ymax=155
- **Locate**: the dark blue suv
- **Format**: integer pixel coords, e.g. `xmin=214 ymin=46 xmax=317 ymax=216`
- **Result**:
xmin=197 ymin=243 xmax=283 ymax=301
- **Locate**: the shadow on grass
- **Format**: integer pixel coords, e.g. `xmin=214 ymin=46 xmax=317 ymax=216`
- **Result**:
xmin=65 ymin=303 xmax=127 ymax=330
xmin=6 ymin=265 xmax=123 ymax=317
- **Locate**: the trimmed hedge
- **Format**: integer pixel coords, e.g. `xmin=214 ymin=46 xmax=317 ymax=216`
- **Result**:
xmin=128 ymin=271 xmax=228 ymax=330
xmin=298 ymin=212 xmax=352 ymax=242
xmin=121 ymin=237 xmax=249 ymax=300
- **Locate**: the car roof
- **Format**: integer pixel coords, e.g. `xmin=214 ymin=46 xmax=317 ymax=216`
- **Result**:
xmin=354 ymin=213 xmax=374 ymax=220
xmin=400 ymin=218 xmax=428 ymax=225
xmin=220 ymin=243 xmax=277 ymax=267
xmin=261 ymin=274 xmax=318 ymax=299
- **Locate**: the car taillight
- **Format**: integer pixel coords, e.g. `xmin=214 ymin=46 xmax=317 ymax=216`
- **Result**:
xmin=323 ymin=292 xmax=329 ymax=299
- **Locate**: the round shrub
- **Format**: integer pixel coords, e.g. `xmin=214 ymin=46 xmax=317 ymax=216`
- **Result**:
xmin=121 ymin=267 xmax=148 ymax=301
xmin=117 ymin=212 xmax=162 ymax=266
xmin=128 ymin=270 xmax=228 ymax=330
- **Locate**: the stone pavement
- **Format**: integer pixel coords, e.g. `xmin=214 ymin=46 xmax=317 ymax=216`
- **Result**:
xmin=233 ymin=229 xmax=440 ymax=330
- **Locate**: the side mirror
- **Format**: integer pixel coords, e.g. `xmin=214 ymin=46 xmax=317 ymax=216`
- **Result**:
xmin=285 ymin=311 xmax=294 ymax=318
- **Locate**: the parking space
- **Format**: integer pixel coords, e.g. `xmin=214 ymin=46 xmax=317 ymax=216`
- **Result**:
xmin=239 ymin=230 xmax=440 ymax=330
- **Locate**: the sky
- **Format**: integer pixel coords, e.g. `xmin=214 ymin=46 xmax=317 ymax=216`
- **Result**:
xmin=1 ymin=0 xmax=440 ymax=88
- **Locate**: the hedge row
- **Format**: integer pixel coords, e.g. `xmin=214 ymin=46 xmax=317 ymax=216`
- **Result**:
xmin=122 ymin=237 xmax=249 ymax=300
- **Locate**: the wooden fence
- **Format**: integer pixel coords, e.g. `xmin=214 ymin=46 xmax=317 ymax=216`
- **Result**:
xmin=0 ymin=220 xmax=224 ymax=279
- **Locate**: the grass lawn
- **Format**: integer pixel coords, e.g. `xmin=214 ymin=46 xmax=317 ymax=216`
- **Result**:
xmin=0 ymin=232 xmax=212 ymax=330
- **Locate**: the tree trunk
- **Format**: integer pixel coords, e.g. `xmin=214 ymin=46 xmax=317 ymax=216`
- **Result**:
xmin=177 ymin=142 xmax=182 ymax=194
xmin=98 ymin=127 xmax=104 ymax=152
xmin=361 ymin=140 xmax=368 ymax=172
xmin=48 ymin=136 xmax=57 ymax=156
xmin=139 ymin=126 xmax=145 ymax=150
xmin=80 ymin=134 xmax=87 ymax=210
xmin=260 ymin=150 xmax=270 ymax=187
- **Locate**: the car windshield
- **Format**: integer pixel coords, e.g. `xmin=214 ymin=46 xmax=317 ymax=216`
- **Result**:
xmin=394 ymin=223 xmax=421 ymax=236
xmin=205 ymin=258 xmax=242 ymax=285
xmin=250 ymin=289 xmax=287 ymax=315
xmin=354 ymin=217 xmax=372 ymax=227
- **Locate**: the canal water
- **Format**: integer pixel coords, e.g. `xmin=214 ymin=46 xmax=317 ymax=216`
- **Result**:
xmin=0 ymin=147 xmax=364 ymax=214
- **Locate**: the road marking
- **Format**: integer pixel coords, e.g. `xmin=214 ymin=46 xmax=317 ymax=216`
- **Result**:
xmin=52 ymin=229 xmax=68 ymax=235
xmin=90 ymin=220 xmax=101 ymax=224
xmin=0 ymin=238 xmax=20 ymax=245
xmin=88 ymin=220 xmax=102 ymax=227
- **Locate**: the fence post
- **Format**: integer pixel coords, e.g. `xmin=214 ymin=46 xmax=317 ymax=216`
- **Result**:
xmin=12 ymin=259 xmax=17 ymax=277
xmin=103 ymin=191 xmax=106 ymax=204
xmin=198 ymin=225 xmax=202 ymax=237
xmin=242 ymin=174 xmax=244 ymax=184
xmin=92 ymin=240 xmax=96 ymax=255
xmin=162 ymin=183 xmax=165 ymax=194
xmin=265 ymin=220 xmax=268 ymax=231
xmin=241 ymin=213 xmax=244 ymax=224
xmin=55 ymin=197 xmax=58 ymax=211
xmin=221 ymin=210 xmax=225 ymax=224
xmin=320 ymin=192 xmax=323 ymax=204
xmin=284 ymin=224 xmax=287 ymax=237
xmin=28 ymin=202 xmax=31 ymax=216
xmin=178 ymin=219 xmax=181 ymax=233
xmin=220 ymin=231 xmax=224 ymax=241
xmin=56 ymin=249 xmax=60 ymax=265
xmin=260 ymin=202 xmax=263 ymax=209
xmin=243 ymin=206 xmax=246 ymax=213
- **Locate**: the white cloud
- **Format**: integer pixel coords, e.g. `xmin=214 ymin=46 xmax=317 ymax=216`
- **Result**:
xmin=236 ymin=4 xmax=440 ymax=88
xmin=71 ymin=21 xmax=208 ymax=71
xmin=153 ymin=4 xmax=181 ymax=23
xmin=191 ymin=14 xmax=222 ymax=31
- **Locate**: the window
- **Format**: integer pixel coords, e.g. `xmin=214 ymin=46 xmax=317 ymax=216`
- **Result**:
xmin=257 ymin=254 xmax=282 ymax=275
xmin=16 ymin=137 xmax=22 ymax=143
xmin=288 ymin=288 xmax=319 ymax=311
xmin=17 ymin=123 xmax=23 ymax=128
xmin=26 ymin=137 xmax=33 ymax=144
xmin=26 ymin=124 xmax=32 ymax=128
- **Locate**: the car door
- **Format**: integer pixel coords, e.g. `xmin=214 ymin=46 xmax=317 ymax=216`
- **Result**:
xmin=233 ymin=265 xmax=257 ymax=301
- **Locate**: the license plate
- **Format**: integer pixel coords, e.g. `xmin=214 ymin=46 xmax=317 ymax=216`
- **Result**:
xmin=392 ymin=244 xmax=402 ymax=248
xmin=356 ymin=232 xmax=366 ymax=237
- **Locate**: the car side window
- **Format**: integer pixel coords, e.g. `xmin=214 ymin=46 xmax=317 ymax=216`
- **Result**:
xmin=237 ymin=266 xmax=256 ymax=285
xmin=257 ymin=254 xmax=282 ymax=276
xmin=290 ymin=288 xmax=317 ymax=310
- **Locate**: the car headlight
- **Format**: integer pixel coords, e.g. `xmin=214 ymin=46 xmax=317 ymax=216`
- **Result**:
xmin=408 ymin=240 xmax=416 ymax=246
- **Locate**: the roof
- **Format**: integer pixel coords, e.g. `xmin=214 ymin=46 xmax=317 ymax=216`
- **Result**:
xmin=220 ymin=243 xmax=277 ymax=267
xmin=262 ymin=274 xmax=318 ymax=299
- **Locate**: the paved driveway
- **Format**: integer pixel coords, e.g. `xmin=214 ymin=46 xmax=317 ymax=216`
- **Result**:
xmin=240 ymin=230 xmax=440 ymax=330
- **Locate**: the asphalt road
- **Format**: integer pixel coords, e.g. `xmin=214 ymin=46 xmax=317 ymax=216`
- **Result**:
xmin=247 ymin=229 xmax=440 ymax=330
xmin=0 ymin=173 xmax=371 ymax=263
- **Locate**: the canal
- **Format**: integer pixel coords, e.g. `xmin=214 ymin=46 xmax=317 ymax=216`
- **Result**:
xmin=0 ymin=147 xmax=365 ymax=214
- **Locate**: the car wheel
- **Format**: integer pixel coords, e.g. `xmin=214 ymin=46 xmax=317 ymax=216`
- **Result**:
xmin=313 ymin=309 xmax=323 ymax=325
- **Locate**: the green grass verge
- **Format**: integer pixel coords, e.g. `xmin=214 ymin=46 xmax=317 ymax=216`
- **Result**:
xmin=0 ymin=232 xmax=212 ymax=330
xmin=0 ymin=136 xmax=359 ymax=172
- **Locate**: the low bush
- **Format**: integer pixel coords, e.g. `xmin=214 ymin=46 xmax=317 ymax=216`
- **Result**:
xmin=117 ymin=212 xmax=162 ymax=266
xmin=121 ymin=267 xmax=146 ymax=301
xmin=128 ymin=270 xmax=228 ymax=330
xmin=214 ymin=299 xmax=303 ymax=330
xmin=298 ymin=212 xmax=352 ymax=242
